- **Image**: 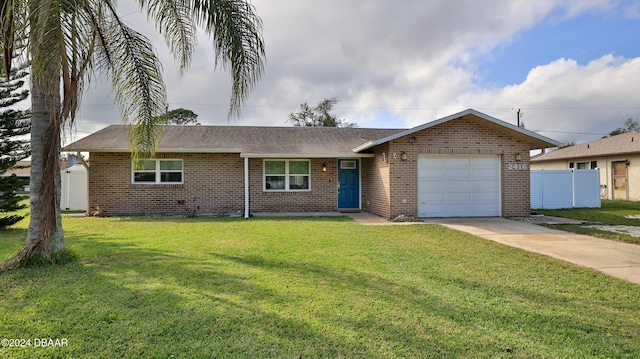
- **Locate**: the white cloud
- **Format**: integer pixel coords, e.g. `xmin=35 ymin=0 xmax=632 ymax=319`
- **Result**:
xmin=446 ymin=54 xmax=640 ymax=143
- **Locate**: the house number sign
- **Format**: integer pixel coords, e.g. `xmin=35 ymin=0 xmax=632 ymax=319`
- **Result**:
xmin=507 ymin=163 xmax=528 ymax=170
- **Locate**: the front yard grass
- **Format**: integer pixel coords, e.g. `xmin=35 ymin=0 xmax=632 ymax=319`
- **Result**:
xmin=536 ymin=200 xmax=640 ymax=245
xmin=1 ymin=214 xmax=639 ymax=358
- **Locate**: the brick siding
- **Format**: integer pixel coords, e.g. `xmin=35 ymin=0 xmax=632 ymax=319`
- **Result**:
xmin=88 ymin=153 xmax=339 ymax=216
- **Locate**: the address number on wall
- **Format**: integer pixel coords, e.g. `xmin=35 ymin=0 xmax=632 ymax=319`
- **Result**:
xmin=507 ymin=163 xmax=528 ymax=170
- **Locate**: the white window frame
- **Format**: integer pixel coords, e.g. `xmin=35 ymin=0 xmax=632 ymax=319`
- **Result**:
xmin=132 ymin=159 xmax=183 ymax=184
xmin=263 ymin=159 xmax=311 ymax=192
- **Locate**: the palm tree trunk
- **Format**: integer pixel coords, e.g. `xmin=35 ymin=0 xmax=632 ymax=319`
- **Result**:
xmin=27 ymin=78 xmax=64 ymax=252
xmin=24 ymin=0 xmax=64 ymax=256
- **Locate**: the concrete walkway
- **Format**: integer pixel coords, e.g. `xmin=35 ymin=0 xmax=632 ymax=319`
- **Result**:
xmin=346 ymin=213 xmax=640 ymax=285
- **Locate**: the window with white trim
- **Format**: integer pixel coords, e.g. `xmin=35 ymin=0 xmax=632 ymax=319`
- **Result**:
xmin=264 ymin=160 xmax=310 ymax=191
xmin=132 ymin=159 xmax=183 ymax=184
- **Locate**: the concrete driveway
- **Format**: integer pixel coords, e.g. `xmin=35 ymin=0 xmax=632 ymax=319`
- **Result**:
xmin=425 ymin=217 xmax=640 ymax=285
xmin=346 ymin=213 xmax=640 ymax=285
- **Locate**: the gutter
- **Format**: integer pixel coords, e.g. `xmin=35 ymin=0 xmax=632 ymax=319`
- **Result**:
xmin=240 ymin=152 xmax=375 ymax=158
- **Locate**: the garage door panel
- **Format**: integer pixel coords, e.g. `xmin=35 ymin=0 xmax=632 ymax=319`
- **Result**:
xmin=472 ymin=168 xmax=497 ymax=177
xmin=446 ymin=192 xmax=471 ymax=201
xmin=419 ymin=192 xmax=444 ymax=202
xmin=419 ymin=166 xmax=443 ymax=176
xmin=446 ymin=168 xmax=470 ymax=177
xmin=444 ymin=181 xmax=471 ymax=193
xmin=473 ymin=192 xmax=497 ymax=201
xmin=418 ymin=155 xmax=500 ymax=217
xmin=472 ymin=157 xmax=497 ymax=166
xmin=445 ymin=157 xmax=470 ymax=166
xmin=472 ymin=180 xmax=497 ymax=190
xmin=419 ymin=182 xmax=444 ymax=192
xmin=419 ymin=204 xmax=444 ymax=216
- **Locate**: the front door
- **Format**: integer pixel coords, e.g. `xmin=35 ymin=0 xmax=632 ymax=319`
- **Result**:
xmin=338 ymin=159 xmax=360 ymax=210
xmin=612 ymin=161 xmax=629 ymax=200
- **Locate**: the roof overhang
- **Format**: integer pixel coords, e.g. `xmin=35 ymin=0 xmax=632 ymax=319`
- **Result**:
xmin=532 ymin=151 xmax=640 ymax=163
xmin=62 ymin=147 xmax=374 ymax=159
xmin=240 ymin=153 xmax=375 ymax=159
xmin=61 ymin=147 xmax=243 ymax=154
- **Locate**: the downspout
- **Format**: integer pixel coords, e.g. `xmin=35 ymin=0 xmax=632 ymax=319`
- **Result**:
xmin=244 ymin=157 xmax=250 ymax=219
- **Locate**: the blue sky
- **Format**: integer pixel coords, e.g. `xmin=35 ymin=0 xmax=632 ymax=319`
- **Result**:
xmin=73 ymin=0 xmax=640 ymax=147
xmin=480 ymin=9 xmax=640 ymax=87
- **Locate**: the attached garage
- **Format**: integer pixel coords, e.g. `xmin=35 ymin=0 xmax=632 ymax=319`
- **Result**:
xmin=353 ymin=109 xmax=559 ymax=219
xmin=418 ymin=155 xmax=501 ymax=217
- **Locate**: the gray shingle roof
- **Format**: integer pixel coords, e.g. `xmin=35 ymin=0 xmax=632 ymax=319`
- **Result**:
xmin=63 ymin=125 xmax=403 ymax=157
xmin=531 ymin=131 xmax=640 ymax=162
xmin=63 ymin=109 xmax=560 ymax=157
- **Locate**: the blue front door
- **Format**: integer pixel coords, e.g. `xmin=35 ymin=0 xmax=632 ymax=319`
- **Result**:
xmin=338 ymin=159 xmax=360 ymax=209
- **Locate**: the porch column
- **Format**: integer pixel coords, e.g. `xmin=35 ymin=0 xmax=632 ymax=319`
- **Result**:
xmin=244 ymin=157 xmax=250 ymax=219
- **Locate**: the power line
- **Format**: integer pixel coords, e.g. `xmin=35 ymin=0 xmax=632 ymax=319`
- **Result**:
xmin=79 ymin=102 xmax=640 ymax=111
xmin=531 ymin=129 xmax=608 ymax=136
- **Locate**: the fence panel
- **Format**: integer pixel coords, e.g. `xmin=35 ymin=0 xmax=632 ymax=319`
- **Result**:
xmin=530 ymin=169 xmax=601 ymax=209
xmin=573 ymin=170 xmax=601 ymax=208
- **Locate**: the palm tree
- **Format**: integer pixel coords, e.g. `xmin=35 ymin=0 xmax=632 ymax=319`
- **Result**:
xmin=0 ymin=0 xmax=265 ymax=269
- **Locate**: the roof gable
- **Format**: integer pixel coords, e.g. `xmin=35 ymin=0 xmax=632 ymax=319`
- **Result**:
xmin=532 ymin=131 xmax=640 ymax=162
xmin=352 ymin=109 xmax=559 ymax=152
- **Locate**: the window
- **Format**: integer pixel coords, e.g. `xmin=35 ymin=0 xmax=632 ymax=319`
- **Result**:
xmin=340 ymin=160 xmax=357 ymax=169
xmin=577 ymin=162 xmax=589 ymax=169
xmin=133 ymin=159 xmax=183 ymax=184
xmin=264 ymin=160 xmax=310 ymax=191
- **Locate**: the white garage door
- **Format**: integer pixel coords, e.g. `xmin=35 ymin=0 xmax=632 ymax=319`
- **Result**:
xmin=418 ymin=155 xmax=501 ymax=217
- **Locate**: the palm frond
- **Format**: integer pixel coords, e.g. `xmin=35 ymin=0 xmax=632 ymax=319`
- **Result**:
xmin=139 ymin=0 xmax=197 ymax=73
xmin=0 ymin=0 xmax=15 ymax=79
xmin=92 ymin=2 xmax=167 ymax=160
xmin=192 ymin=0 xmax=265 ymax=118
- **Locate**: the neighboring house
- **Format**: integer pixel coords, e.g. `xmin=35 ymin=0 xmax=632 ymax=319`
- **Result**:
xmin=531 ymin=131 xmax=640 ymax=201
xmin=62 ymin=109 xmax=558 ymax=219
xmin=2 ymin=160 xmax=71 ymax=194
xmin=1 ymin=160 xmax=31 ymax=194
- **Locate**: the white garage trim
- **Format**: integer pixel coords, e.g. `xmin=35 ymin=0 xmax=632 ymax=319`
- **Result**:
xmin=418 ymin=154 xmax=501 ymax=217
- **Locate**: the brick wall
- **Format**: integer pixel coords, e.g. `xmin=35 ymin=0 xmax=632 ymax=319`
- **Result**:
xmin=361 ymin=144 xmax=391 ymax=218
xmin=88 ymin=153 xmax=339 ymax=216
xmin=88 ymin=152 xmax=246 ymax=216
xmin=248 ymin=158 xmax=338 ymax=213
xmin=365 ymin=115 xmax=532 ymax=218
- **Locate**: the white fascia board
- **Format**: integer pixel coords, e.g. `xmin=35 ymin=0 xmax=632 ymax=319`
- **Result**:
xmin=241 ymin=152 xmax=375 ymax=158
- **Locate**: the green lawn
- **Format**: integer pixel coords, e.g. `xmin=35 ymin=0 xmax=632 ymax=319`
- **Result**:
xmin=1 ymin=214 xmax=639 ymax=358
xmin=536 ymin=200 xmax=640 ymax=245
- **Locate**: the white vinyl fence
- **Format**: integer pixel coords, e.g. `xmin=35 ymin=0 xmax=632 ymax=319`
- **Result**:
xmin=530 ymin=169 xmax=601 ymax=209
